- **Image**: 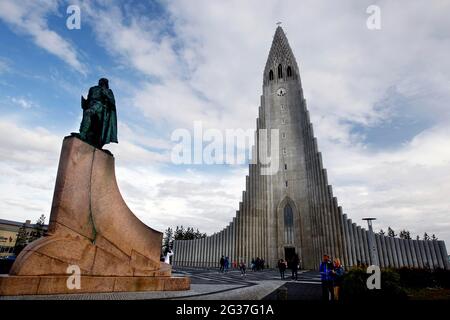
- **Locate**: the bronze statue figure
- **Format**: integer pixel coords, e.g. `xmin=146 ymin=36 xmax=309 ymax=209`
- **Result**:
xmin=78 ymin=78 xmax=118 ymax=149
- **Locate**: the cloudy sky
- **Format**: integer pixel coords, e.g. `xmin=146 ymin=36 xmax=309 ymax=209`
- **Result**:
xmin=0 ymin=0 xmax=449 ymax=246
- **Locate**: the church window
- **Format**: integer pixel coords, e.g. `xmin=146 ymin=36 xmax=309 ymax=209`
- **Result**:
xmin=285 ymin=164 xmax=287 ymax=170
xmin=287 ymin=66 xmax=292 ymax=77
xmin=269 ymin=70 xmax=274 ymax=81
xmin=284 ymin=204 xmax=294 ymax=243
xmin=283 ymin=148 xmax=287 ymax=155
xmin=278 ymin=64 xmax=283 ymax=78
xmin=282 ymin=132 xmax=286 ymax=139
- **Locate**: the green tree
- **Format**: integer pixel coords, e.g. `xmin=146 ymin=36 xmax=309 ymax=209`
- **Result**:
xmin=174 ymin=225 xmax=185 ymax=240
xmin=184 ymin=227 xmax=195 ymax=240
xmin=171 ymin=226 xmax=207 ymax=240
xmin=194 ymin=228 xmax=207 ymax=239
xmin=34 ymin=214 xmax=46 ymax=239
xmin=162 ymin=227 xmax=174 ymax=252
xmin=387 ymin=227 xmax=396 ymax=237
xmin=399 ymin=230 xmax=411 ymax=240
xmin=13 ymin=223 xmax=28 ymax=256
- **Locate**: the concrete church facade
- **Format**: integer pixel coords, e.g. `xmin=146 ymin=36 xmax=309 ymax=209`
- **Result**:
xmin=172 ymin=27 xmax=449 ymax=270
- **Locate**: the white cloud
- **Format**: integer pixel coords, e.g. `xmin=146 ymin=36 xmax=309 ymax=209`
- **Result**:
xmin=0 ymin=0 xmax=86 ymax=73
xmin=115 ymin=166 xmax=247 ymax=234
xmin=10 ymin=96 xmax=38 ymax=109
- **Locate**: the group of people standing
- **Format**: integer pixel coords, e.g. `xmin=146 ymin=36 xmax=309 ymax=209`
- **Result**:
xmin=277 ymin=253 xmax=300 ymax=280
xmin=219 ymin=255 xmax=231 ymax=273
xmin=219 ymin=256 xmax=267 ymax=276
xmin=218 ymin=253 xmax=344 ymax=301
xmin=251 ymin=257 xmax=265 ymax=271
xmin=319 ymin=254 xmax=344 ymax=301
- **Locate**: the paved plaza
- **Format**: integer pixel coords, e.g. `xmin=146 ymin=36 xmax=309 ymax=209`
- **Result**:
xmin=0 ymin=268 xmax=322 ymax=300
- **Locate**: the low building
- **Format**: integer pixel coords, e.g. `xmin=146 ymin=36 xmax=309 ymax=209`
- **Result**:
xmin=0 ymin=219 xmax=48 ymax=258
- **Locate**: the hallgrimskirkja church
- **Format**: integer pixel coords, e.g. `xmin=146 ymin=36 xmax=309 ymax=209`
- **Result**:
xmin=172 ymin=27 xmax=449 ymax=270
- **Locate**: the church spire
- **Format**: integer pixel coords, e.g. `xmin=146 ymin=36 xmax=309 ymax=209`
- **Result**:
xmin=263 ymin=26 xmax=300 ymax=85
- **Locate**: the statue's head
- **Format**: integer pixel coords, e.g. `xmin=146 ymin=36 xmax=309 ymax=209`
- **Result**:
xmin=98 ymin=78 xmax=109 ymax=89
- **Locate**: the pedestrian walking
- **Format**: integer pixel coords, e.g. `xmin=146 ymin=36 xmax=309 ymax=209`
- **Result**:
xmin=278 ymin=259 xmax=287 ymax=279
xmin=219 ymin=255 xmax=225 ymax=273
xmin=239 ymin=261 xmax=246 ymax=276
xmin=291 ymin=254 xmax=299 ymax=280
xmin=224 ymin=256 xmax=229 ymax=272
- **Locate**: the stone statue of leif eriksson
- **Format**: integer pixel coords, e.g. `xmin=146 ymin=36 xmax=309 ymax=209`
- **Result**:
xmin=78 ymin=78 xmax=118 ymax=149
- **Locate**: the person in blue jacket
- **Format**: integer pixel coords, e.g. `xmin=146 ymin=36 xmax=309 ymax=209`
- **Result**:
xmin=332 ymin=258 xmax=344 ymax=300
xmin=319 ymin=254 xmax=334 ymax=301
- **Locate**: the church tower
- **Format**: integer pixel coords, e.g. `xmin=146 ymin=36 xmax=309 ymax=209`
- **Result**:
xmin=172 ymin=27 xmax=449 ymax=271
xmin=261 ymin=26 xmax=316 ymax=268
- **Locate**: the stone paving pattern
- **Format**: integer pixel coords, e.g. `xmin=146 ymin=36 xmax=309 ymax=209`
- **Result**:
xmin=0 ymin=268 xmax=321 ymax=300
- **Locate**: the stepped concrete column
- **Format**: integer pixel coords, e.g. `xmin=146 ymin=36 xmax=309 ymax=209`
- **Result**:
xmin=187 ymin=240 xmax=192 ymax=267
xmin=388 ymin=237 xmax=398 ymax=268
xmin=237 ymin=213 xmax=242 ymax=264
xmin=219 ymin=231 xmax=224 ymax=264
xmin=403 ymin=239 xmax=412 ymax=267
xmin=239 ymin=202 xmax=244 ymax=264
xmin=198 ymin=238 xmax=203 ymax=267
xmin=357 ymin=226 xmax=366 ymax=264
xmin=203 ymin=237 xmax=207 ymax=267
xmin=375 ymin=234 xmax=384 ymax=268
xmin=362 ymin=218 xmax=379 ymax=267
xmin=227 ymin=226 xmax=231 ymax=258
xmin=427 ymin=240 xmax=438 ymax=269
xmin=180 ymin=241 xmax=185 ymax=266
xmin=363 ymin=230 xmax=371 ymax=265
xmin=207 ymin=236 xmax=212 ymax=268
xmin=351 ymin=223 xmax=360 ymax=265
xmin=184 ymin=240 xmax=188 ymax=266
xmin=211 ymin=234 xmax=216 ymax=268
xmin=386 ymin=237 xmax=395 ymax=268
xmin=381 ymin=236 xmax=392 ymax=268
xmin=193 ymin=239 xmax=198 ymax=268
xmin=409 ymin=239 xmax=419 ymax=268
xmin=438 ymin=241 xmax=449 ymax=270
xmin=347 ymin=219 xmax=356 ymax=266
xmin=192 ymin=239 xmax=197 ymax=267
xmin=396 ymin=237 xmax=404 ymax=267
xmin=413 ymin=240 xmax=423 ymax=269
xmin=342 ymin=213 xmax=351 ymax=267
xmin=424 ymin=240 xmax=432 ymax=268
xmin=433 ymin=241 xmax=444 ymax=269
xmin=223 ymin=228 xmax=227 ymax=260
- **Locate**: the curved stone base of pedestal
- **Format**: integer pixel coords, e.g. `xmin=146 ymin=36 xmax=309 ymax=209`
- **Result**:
xmin=0 ymin=274 xmax=190 ymax=296
xmin=0 ymin=136 xmax=190 ymax=295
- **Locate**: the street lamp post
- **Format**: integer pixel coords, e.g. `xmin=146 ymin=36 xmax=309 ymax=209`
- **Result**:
xmin=362 ymin=218 xmax=379 ymax=267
